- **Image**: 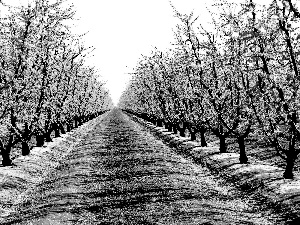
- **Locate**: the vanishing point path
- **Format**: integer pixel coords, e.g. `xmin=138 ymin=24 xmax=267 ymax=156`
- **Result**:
xmin=5 ymin=109 xmax=276 ymax=224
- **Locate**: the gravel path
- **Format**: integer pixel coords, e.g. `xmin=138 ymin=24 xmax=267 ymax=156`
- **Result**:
xmin=4 ymin=109 xmax=275 ymax=224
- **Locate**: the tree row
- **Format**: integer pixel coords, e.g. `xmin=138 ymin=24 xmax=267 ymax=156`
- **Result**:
xmin=0 ymin=0 xmax=112 ymax=166
xmin=119 ymin=0 xmax=300 ymax=179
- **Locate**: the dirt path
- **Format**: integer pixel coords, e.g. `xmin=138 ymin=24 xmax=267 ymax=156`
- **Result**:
xmin=4 ymin=109 xmax=277 ymax=224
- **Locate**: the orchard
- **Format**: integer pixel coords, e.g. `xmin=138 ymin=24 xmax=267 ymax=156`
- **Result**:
xmin=0 ymin=0 xmax=113 ymax=166
xmin=119 ymin=0 xmax=300 ymax=179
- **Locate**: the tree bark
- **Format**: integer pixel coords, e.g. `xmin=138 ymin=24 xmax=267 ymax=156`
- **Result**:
xmin=2 ymin=151 xmax=12 ymax=166
xmin=173 ymin=123 xmax=178 ymax=134
xmin=168 ymin=122 xmax=173 ymax=132
xmin=164 ymin=121 xmax=169 ymax=130
xmin=238 ymin=136 xmax=248 ymax=164
xmin=152 ymin=117 xmax=156 ymax=125
xmin=60 ymin=123 xmax=66 ymax=134
xmin=152 ymin=119 xmax=157 ymax=126
xmin=70 ymin=121 xmax=74 ymax=130
xmin=66 ymin=122 xmax=71 ymax=132
xmin=219 ymin=136 xmax=227 ymax=153
xmin=54 ymin=123 xmax=60 ymax=138
xmin=178 ymin=122 xmax=186 ymax=137
xmin=283 ymin=156 xmax=295 ymax=179
xmin=36 ymin=134 xmax=44 ymax=147
xmin=74 ymin=118 xmax=78 ymax=128
xmin=79 ymin=117 xmax=83 ymax=126
xmin=200 ymin=130 xmax=207 ymax=147
xmin=45 ymin=131 xmax=52 ymax=142
xmin=179 ymin=127 xmax=185 ymax=137
xmin=22 ymin=141 xmax=30 ymax=156
xmin=1 ymin=135 xmax=14 ymax=166
xmin=190 ymin=131 xmax=196 ymax=141
xmin=157 ymin=119 xmax=163 ymax=127
xmin=283 ymin=136 xmax=296 ymax=179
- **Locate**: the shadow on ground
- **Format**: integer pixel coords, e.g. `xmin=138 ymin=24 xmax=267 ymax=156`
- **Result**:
xmin=3 ymin=109 xmax=282 ymax=224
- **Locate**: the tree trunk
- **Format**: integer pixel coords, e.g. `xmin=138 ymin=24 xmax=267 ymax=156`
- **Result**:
xmin=45 ymin=131 xmax=52 ymax=142
xmin=173 ymin=123 xmax=178 ymax=134
xmin=152 ymin=119 xmax=157 ymax=126
xmin=157 ymin=119 xmax=163 ymax=127
xmin=70 ymin=121 xmax=74 ymax=130
xmin=2 ymin=150 xmax=12 ymax=166
xmin=21 ymin=123 xmax=30 ymax=154
xmin=22 ymin=141 xmax=30 ymax=156
xmin=152 ymin=118 xmax=156 ymax=125
xmin=66 ymin=123 xmax=71 ymax=132
xmin=238 ymin=136 xmax=248 ymax=164
xmin=219 ymin=136 xmax=227 ymax=153
xmin=36 ymin=134 xmax=44 ymax=147
xmin=168 ymin=123 xmax=173 ymax=132
xmin=190 ymin=131 xmax=196 ymax=141
xmin=283 ymin=137 xmax=296 ymax=179
xmin=179 ymin=127 xmax=185 ymax=137
xmin=74 ymin=118 xmax=78 ymax=128
xmin=200 ymin=130 xmax=207 ymax=147
xmin=151 ymin=118 xmax=156 ymax=126
xmin=79 ymin=118 xmax=83 ymax=126
xmin=60 ymin=123 xmax=66 ymax=134
xmin=283 ymin=157 xmax=295 ymax=179
xmin=54 ymin=123 xmax=60 ymax=138
xmin=164 ymin=121 xmax=169 ymax=130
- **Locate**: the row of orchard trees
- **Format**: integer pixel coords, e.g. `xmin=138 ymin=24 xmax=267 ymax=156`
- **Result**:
xmin=120 ymin=0 xmax=300 ymax=179
xmin=0 ymin=0 xmax=112 ymax=166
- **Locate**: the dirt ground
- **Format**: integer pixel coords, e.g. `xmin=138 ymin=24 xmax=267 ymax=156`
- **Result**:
xmin=0 ymin=109 xmax=281 ymax=224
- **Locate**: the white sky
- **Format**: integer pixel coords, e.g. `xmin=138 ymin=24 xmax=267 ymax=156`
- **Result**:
xmin=1 ymin=0 xmax=274 ymax=105
xmin=72 ymin=0 xmax=217 ymax=105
